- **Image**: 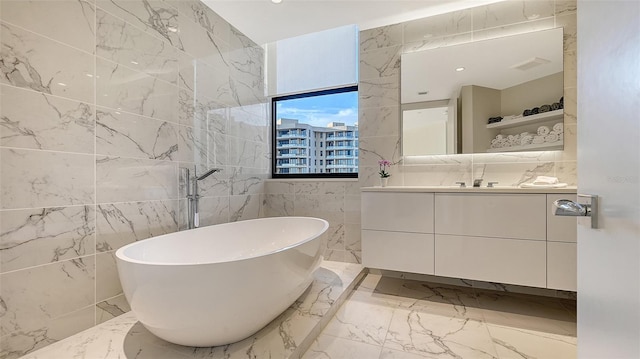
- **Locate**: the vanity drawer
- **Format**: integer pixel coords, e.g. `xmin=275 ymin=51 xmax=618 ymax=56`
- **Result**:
xmin=547 ymin=194 xmax=577 ymax=243
xmin=435 ymin=193 xmax=546 ymax=240
xmin=435 ymin=234 xmax=546 ymax=287
xmin=362 ymin=230 xmax=434 ymax=275
xmin=547 ymin=241 xmax=577 ymax=291
xmin=362 ymin=192 xmax=434 ymax=233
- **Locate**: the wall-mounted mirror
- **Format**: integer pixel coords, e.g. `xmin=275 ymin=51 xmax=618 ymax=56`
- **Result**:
xmin=401 ymin=28 xmax=564 ymax=155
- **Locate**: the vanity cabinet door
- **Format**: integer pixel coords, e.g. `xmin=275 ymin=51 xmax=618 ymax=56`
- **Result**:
xmin=547 ymin=194 xmax=577 ymax=243
xmin=547 ymin=242 xmax=577 ymax=291
xmin=362 ymin=192 xmax=434 ymax=233
xmin=362 ymin=230 xmax=435 ymax=275
xmin=435 ymin=193 xmax=546 ymax=240
xmin=435 ymin=234 xmax=546 ymax=287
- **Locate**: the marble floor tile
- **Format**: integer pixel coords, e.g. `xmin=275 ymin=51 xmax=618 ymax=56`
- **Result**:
xmin=23 ymin=270 xmax=577 ymax=359
xmin=487 ymin=324 xmax=577 ymax=359
xmin=302 ymin=334 xmax=382 ymax=359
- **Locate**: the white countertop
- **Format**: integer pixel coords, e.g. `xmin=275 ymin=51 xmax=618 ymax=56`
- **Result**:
xmin=361 ymin=186 xmax=577 ymax=194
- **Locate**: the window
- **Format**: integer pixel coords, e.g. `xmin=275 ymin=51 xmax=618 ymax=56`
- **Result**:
xmin=272 ymin=86 xmax=358 ymax=178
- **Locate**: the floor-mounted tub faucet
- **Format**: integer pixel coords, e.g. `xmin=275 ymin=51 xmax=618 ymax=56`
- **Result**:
xmin=183 ymin=167 xmax=222 ymax=229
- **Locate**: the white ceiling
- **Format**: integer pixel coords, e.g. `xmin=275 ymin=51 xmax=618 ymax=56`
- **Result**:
xmin=203 ymin=0 xmax=504 ymax=45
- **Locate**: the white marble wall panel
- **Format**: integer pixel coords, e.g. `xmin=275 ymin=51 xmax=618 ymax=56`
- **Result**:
xmin=95 ymin=0 xmax=182 ymax=50
xmin=0 ymin=85 xmax=95 ymax=153
xmin=556 ymin=0 xmax=577 ymax=16
xmin=178 ymin=87 xmax=196 ymax=126
xmin=177 ymin=124 xmax=209 ymax=163
xmin=96 ymin=294 xmax=130 ymax=325
xmin=178 ymin=12 xmax=228 ymax=70
xmin=1 ymin=306 xmax=95 ymax=359
xmin=229 ymin=194 xmax=260 ymax=222
xmin=96 ymin=200 xmax=178 ymax=252
xmin=228 ymin=105 xmax=267 ymax=141
xmin=0 ymin=148 xmax=94 ymax=209
xmin=228 ymin=137 xmax=264 ymax=169
xmin=0 ymin=205 xmax=95 ymax=273
xmin=169 ymin=0 xmax=230 ymax=44
xmin=178 ymin=51 xmax=195 ymax=91
xmin=96 ymin=156 xmax=177 ymax=203
xmin=0 ymin=22 xmax=94 ymax=103
xmin=403 ymin=9 xmax=472 ymax=43
xmin=0 ymin=0 xmax=96 ymax=54
xmin=472 ymin=161 xmax=555 ymax=187
xmin=358 ymin=106 xmax=399 ymax=138
xmin=230 ymin=169 xmax=265 ymax=196
xmin=359 ymin=136 xmax=401 ymax=168
xmin=472 ymin=0 xmax=555 ymax=31
xmin=472 ymin=17 xmax=556 ymax=42
xmin=96 ymin=107 xmax=178 ymax=160
xmin=0 ymin=257 xmax=95 ymax=339
xmin=194 ymin=60 xmax=233 ymax=106
xmin=360 ymin=24 xmax=402 ymax=52
xmin=196 ymin=196 xmax=230 ymax=226
xmin=358 ymin=77 xmax=400 ymax=109
xmin=96 ymin=8 xmax=178 ymax=84
xmin=96 ymin=251 xmax=121 ymax=302
xmin=96 ymin=58 xmax=178 ymax=122
xmin=402 ymin=32 xmax=473 ymax=54
xmin=263 ymin=194 xmax=294 ymax=218
xmin=359 ymin=45 xmax=401 ymax=80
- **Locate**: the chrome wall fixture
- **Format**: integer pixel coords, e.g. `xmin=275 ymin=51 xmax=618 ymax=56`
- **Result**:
xmin=183 ymin=167 xmax=222 ymax=229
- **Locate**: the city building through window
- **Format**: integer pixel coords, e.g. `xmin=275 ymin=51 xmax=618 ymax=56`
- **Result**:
xmin=272 ymin=86 xmax=358 ymax=178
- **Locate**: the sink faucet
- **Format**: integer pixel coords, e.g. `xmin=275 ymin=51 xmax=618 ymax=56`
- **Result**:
xmin=473 ymin=179 xmax=483 ymax=188
xmin=183 ymin=167 xmax=222 ymax=229
xmin=455 ymin=181 xmax=466 ymax=188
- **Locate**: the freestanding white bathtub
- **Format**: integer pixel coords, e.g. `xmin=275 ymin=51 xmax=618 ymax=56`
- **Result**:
xmin=115 ymin=216 xmax=328 ymax=347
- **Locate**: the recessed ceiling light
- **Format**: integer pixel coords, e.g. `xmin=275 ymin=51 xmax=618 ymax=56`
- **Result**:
xmin=271 ymin=0 xmax=282 ymax=3
xmin=455 ymin=67 xmax=465 ymax=72
xmin=131 ymin=61 xmax=139 ymax=65
xmin=167 ymin=26 xmax=178 ymax=33
xmin=57 ymin=82 xmax=67 ymax=86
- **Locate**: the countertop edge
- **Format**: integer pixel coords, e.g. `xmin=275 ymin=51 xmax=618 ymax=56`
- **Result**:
xmin=361 ymin=186 xmax=578 ymax=194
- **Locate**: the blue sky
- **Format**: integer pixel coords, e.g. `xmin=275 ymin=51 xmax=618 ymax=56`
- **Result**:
xmin=276 ymin=91 xmax=358 ymax=128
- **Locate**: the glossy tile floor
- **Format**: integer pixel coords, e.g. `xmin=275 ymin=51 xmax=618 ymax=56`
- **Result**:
xmin=302 ymin=274 xmax=577 ymax=359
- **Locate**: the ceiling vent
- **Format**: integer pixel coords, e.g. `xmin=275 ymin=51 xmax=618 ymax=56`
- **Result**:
xmin=510 ymin=57 xmax=551 ymax=71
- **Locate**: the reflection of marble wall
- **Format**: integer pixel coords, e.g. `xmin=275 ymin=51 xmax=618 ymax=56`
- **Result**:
xmin=0 ymin=1 xmax=267 ymax=357
xmin=265 ymin=0 xmax=577 ymax=264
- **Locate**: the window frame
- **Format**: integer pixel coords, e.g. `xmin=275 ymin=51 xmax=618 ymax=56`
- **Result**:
xmin=271 ymin=85 xmax=358 ymax=179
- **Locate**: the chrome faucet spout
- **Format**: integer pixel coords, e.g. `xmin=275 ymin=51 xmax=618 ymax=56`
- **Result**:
xmin=197 ymin=168 xmax=222 ymax=181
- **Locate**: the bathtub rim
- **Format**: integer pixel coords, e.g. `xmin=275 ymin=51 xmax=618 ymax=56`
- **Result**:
xmin=115 ymin=216 xmax=328 ymax=267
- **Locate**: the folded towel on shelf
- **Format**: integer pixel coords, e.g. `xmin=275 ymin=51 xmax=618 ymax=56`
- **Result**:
xmin=545 ymin=133 xmax=559 ymax=143
xmin=520 ymin=135 xmax=533 ymax=146
xmin=537 ymin=126 xmax=550 ymax=136
xmin=496 ymin=134 xmax=504 ymax=140
xmin=551 ymin=102 xmax=561 ymax=111
xmin=553 ymin=123 xmax=564 ymax=133
xmin=523 ymin=109 xmax=532 ymax=116
xmin=532 ymin=176 xmax=559 ymax=185
xmin=532 ymin=135 xmax=545 ymax=144
xmin=539 ymin=104 xmax=551 ymax=113
xmin=520 ymin=131 xmax=531 ymax=137
xmin=531 ymin=107 xmax=540 ymax=115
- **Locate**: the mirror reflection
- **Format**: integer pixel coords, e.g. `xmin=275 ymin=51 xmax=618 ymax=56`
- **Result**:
xmin=401 ymin=28 xmax=564 ymax=155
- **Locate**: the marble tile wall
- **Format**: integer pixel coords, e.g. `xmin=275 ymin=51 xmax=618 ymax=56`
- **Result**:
xmin=0 ymin=0 xmax=268 ymax=357
xmin=265 ymin=0 xmax=577 ymax=265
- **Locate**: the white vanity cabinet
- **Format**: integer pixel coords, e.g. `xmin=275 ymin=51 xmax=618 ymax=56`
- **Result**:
xmin=435 ymin=193 xmax=547 ymax=287
xmin=546 ymin=194 xmax=578 ymax=291
xmin=361 ymin=187 xmax=578 ymax=291
xmin=361 ymin=192 xmax=435 ymax=275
